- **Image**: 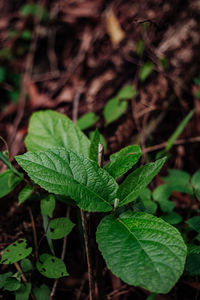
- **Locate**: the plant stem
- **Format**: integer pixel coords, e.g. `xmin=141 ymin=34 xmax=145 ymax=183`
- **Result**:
xmin=80 ymin=144 xmax=105 ymax=300
xmin=98 ymin=144 xmax=104 ymax=167
xmin=14 ymin=262 xmax=36 ymax=300
xmin=28 ymin=207 xmax=38 ymax=261
xmin=81 ymin=209 xmax=95 ymax=300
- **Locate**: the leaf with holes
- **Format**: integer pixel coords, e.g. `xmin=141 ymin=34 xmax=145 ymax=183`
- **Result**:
xmin=36 ymin=254 xmax=68 ymax=278
xmin=96 ymin=212 xmax=187 ymax=294
xmin=16 ymin=149 xmax=118 ymax=212
xmin=104 ymin=145 xmax=142 ymax=179
xmin=0 ymin=239 xmax=32 ymax=264
xmin=49 ymin=217 xmax=75 ymax=239
xmin=25 ymin=110 xmax=90 ymax=157
xmin=117 ymin=157 xmax=166 ymax=207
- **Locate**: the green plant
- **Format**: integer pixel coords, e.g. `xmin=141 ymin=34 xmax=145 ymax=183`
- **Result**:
xmin=0 ymin=110 xmax=188 ymax=299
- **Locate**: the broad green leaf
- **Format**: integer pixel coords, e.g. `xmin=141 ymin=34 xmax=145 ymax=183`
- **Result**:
xmin=36 ymin=254 xmax=68 ymax=278
xmin=186 ymin=216 xmax=200 ymax=233
xmin=104 ymin=145 xmax=142 ymax=179
xmin=16 ymin=149 xmax=118 ymax=212
xmin=25 ymin=110 xmax=90 ymax=157
xmin=165 ymin=109 xmax=194 ymax=152
xmin=40 ymin=195 xmax=55 ymax=218
xmin=15 ymin=283 xmax=31 ymax=300
xmin=116 ymin=85 xmax=135 ymax=99
xmin=139 ymin=61 xmax=154 ymax=82
xmin=18 ymin=185 xmax=33 ymax=205
xmin=0 ymin=239 xmax=32 ymax=264
xmin=161 ymin=212 xmax=183 ymax=225
xmin=89 ymin=129 xmax=100 ymax=163
xmin=49 ymin=217 xmax=75 ymax=239
xmin=89 ymin=130 xmax=107 ymax=151
xmin=192 ymin=170 xmax=200 ymax=190
xmin=96 ymin=212 xmax=187 ymax=294
xmin=0 ymin=170 xmax=22 ymax=198
xmin=77 ymin=112 xmax=99 ymax=130
xmin=20 ymin=258 xmax=33 ymax=272
xmin=33 ymin=284 xmax=51 ymax=300
xmin=0 ymin=272 xmax=13 ymax=289
xmin=117 ymin=157 xmax=166 ymax=207
xmin=104 ymin=98 xmax=128 ymax=126
xmin=4 ymin=277 xmax=21 ymax=291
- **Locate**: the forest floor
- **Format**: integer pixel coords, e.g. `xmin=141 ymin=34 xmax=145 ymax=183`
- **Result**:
xmin=1 ymin=0 xmax=200 ymax=299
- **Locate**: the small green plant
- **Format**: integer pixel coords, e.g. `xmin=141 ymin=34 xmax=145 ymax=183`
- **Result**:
xmin=0 ymin=110 xmax=188 ymax=299
xmin=76 ymin=84 xmax=137 ymax=132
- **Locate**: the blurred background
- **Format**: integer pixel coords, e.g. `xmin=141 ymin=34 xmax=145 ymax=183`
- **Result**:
xmin=0 ymin=0 xmax=199 ymax=168
xmin=1 ymin=1 xmax=200 ymax=299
